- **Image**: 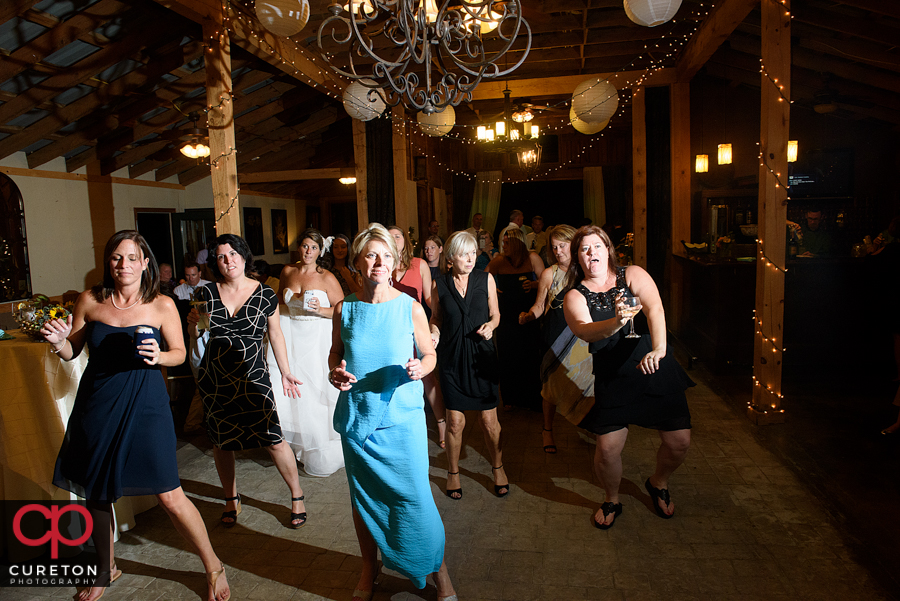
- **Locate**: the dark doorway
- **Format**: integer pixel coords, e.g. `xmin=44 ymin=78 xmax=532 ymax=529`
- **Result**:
xmin=136 ymin=211 xmax=175 ymax=274
xmin=0 ymin=174 xmax=30 ymax=300
xmin=495 ymin=179 xmax=584 ymax=241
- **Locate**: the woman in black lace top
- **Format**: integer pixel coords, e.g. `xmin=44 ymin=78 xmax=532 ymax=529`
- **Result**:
xmin=563 ymin=225 xmax=693 ymax=530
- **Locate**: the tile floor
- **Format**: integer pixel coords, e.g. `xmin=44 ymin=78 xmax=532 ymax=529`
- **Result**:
xmin=4 ymin=365 xmax=896 ymax=601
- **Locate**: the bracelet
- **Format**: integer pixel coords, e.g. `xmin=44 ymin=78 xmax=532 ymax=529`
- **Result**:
xmin=327 ymin=368 xmax=336 ymax=384
xmin=50 ymin=342 xmax=64 ymax=354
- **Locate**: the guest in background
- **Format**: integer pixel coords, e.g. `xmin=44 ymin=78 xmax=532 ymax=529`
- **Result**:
xmin=423 ymin=235 xmax=444 ymax=281
xmin=328 ymin=224 xmax=456 ymax=601
xmin=327 ymin=233 xmax=361 ymax=297
xmin=487 ymin=227 xmax=544 ymax=411
xmin=564 ymin=226 xmax=694 ymax=529
xmin=465 ymin=212 xmax=485 ymax=238
xmin=388 ymin=226 xmax=446 ymax=447
xmin=474 ymin=231 xmax=498 ymax=271
xmin=269 ymin=228 xmax=345 ymax=476
xmin=498 ymin=209 xmax=525 ymax=251
xmin=42 ymin=230 xmax=230 ymax=601
xmin=520 ymin=225 xmax=594 ymax=453
xmin=250 ymin=259 xmax=281 ymax=291
xmin=191 ymin=234 xmax=307 ymax=529
xmin=174 ymin=261 xmax=211 ymax=301
xmin=531 ymin=215 xmax=549 ymax=263
xmin=428 ymin=219 xmax=440 ymax=237
xmin=159 ymin=262 xmax=176 ymax=298
xmin=788 ymin=209 xmax=836 ymax=257
xmin=430 ymin=231 xmax=506 ymax=500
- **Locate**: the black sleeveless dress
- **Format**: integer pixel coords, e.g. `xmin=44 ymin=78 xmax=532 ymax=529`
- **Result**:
xmin=197 ymin=282 xmax=283 ymax=450
xmin=435 ymin=269 xmax=499 ymax=411
xmin=493 ymin=271 xmax=542 ymax=410
xmin=576 ymin=268 xmax=694 ymax=434
xmin=53 ymin=322 xmax=181 ymax=502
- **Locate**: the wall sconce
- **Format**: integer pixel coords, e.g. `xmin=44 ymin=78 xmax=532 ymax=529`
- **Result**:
xmin=695 ymin=154 xmax=709 ymax=173
xmin=717 ymin=143 xmax=732 ymax=165
xmin=787 ymin=140 xmax=798 ymax=163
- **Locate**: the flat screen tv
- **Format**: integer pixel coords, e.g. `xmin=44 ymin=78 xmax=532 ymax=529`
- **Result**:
xmin=787 ymin=148 xmax=853 ymax=198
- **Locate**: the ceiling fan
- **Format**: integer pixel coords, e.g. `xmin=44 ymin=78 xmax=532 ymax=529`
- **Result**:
xmin=808 ymin=81 xmax=872 ymax=114
xmin=484 ymin=96 xmax=565 ymax=123
xmin=130 ymin=112 xmax=210 ymax=160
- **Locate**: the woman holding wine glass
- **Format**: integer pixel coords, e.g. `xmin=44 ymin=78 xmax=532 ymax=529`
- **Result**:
xmin=563 ymin=225 xmax=694 ymax=530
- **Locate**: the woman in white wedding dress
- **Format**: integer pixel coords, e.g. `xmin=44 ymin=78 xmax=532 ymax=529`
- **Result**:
xmin=268 ymin=229 xmax=346 ymax=476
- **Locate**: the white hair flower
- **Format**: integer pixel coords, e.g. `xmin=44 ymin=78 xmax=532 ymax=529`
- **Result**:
xmin=323 ymin=236 xmax=334 ymax=253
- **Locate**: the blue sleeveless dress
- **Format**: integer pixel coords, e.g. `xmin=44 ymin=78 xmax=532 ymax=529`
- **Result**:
xmin=53 ymin=322 xmax=181 ymax=502
xmin=333 ymin=293 xmax=444 ymax=588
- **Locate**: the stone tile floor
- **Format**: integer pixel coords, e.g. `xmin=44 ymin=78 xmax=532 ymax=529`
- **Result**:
xmin=4 ymin=366 xmax=896 ymax=601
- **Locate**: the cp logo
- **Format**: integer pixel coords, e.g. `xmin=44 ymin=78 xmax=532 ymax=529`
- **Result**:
xmin=12 ymin=504 xmax=93 ymax=559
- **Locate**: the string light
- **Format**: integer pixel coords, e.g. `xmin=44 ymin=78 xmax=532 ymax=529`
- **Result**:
xmin=215 ymin=187 xmax=240 ymax=224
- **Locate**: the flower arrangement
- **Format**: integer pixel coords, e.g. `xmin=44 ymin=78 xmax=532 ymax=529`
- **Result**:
xmin=13 ymin=296 xmax=71 ymax=340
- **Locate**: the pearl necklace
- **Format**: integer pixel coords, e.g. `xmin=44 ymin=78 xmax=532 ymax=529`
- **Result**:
xmin=111 ymin=294 xmax=141 ymax=310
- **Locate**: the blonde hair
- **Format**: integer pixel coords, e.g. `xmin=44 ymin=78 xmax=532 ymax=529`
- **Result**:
xmin=443 ymin=231 xmax=477 ymax=274
xmin=502 ymin=227 xmax=529 ymax=268
xmin=350 ymin=223 xmax=400 ymax=271
xmin=546 ymin=224 xmax=576 ymax=266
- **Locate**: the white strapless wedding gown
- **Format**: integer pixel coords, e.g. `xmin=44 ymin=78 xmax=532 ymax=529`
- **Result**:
xmin=267 ymin=289 xmax=344 ymax=476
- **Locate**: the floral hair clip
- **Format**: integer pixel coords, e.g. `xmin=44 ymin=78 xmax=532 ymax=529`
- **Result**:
xmin=323 ymin=236 xmax=334 ymax=253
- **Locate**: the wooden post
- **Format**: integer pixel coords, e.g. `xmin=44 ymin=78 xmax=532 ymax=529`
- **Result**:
xmin=203 ymin=19 xmax=240 ymax=235
xmin=391 ymin=105 xmax=413 ymax=231
xmin=352 ymin=118 xmax=368 ymax=231
xmin=749 ymin=0 xmax=791 ymax=425
xmin=631 ymin=86 xmax=647 ymax=269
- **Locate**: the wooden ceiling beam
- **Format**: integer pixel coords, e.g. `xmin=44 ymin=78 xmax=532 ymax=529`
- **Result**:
xmin=0 ymin=0 xmax=127 ymax=83
xmin=793 ymin=6 xmax=900 ymax=48
xmin=153 ymin=0 xmax=344 ymax=95
xmin=239 ymin=168 xmax=346 ymax=183
xmin=832 ymin=0 xmax=900 ymax=19
xmin=0 ymin=0 xmax=40 ymax=24
xmin=795 ymin=34 xmax=900 ymax=76
xmin=675 ymin=0 xmax=757 ymax=82
xmin=468 ymin=69 xmax=674 ymax=101
xmin=0 ymin=21 xmax=167 ymax=125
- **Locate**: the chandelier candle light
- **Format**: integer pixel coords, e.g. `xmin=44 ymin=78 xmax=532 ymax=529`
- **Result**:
xmin=318 ymin=0 xmax=532 ymax=114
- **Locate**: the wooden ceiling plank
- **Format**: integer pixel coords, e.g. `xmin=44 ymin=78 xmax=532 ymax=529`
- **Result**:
xmin=796 ymin=36 xmax=900 ymax=76
xmin=239 ymin=168 xmax=342 ymax=183
xmin=0 ymin=21 xmax=167 ymax=125
xmin=832 ymin=0 xmax=900 ymax=20
xmin=0 ymin=0 xmax=127 ymax=83
xmin=23 ymin=42 xmax=205 ymax=167
xmin=468 ymin=69 xmax=674 ymax=101
xmin=793 ymin=6 xmax=900 ymax=48
xmin=675 ymin=0 xmax=758 ymax=81
xmin=0 ymin=0 xmax=40 ymax=24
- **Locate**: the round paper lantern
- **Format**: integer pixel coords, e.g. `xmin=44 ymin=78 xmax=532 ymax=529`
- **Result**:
xmin=571 ymin=78 xmax=619 ymax=125
xmin=417 ymin=105 xmax=455 ymax=137
xmin=623 ymin=0 xmax=682 ymax=27
xmin=256 ymin=0 xmax=310 ymax=37
xmin=343 ymin=80 xmax=386 ymax=121
xmin=569 ymin=106 xmax=609 ymax=135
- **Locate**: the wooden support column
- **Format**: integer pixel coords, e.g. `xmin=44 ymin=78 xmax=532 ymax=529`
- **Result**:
xmin=204 ymin=19 xmax=239 ymax=235
xmin=352 ymin=118 xmax=369 ymax=231
xmin=750 ymin=0 xmax=791 ymax=425
xmin=392 ymin=106 xmax=414 ymax=231
xmin=631 ymin=86 xmax=647 ymax=269
xmin=668 ymin=82 xmax=691 ymax=332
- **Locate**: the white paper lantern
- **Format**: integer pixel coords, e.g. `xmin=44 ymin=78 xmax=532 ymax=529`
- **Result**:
xmin=343 ymin=80 xmax=386 ymax=121
xmin=256 ymin=0 xmax=310 ymax=37
xmin=623 ymin=0 xmax=682 ymax=27
xmin=417 ymin=105 xmax=455 ymax=137
xmin=570 ymin=106 xmax=609 ymax=135
xmin=571 ymin=78 xmax=619 ymax=125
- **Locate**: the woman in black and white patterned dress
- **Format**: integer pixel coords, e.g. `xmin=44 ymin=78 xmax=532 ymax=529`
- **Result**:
xmin=191 ymin=234 xmax=308 ymax=529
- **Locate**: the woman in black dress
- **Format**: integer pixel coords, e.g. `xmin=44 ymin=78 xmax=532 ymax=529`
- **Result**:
xmin=191 ymin=234 xmax=307 ymax=529
xmin=487 ymin=227 xmax=545 ymax=410
xmin=42 ymin=230 xmax=230 ymax=601
xmin=430 ymin=231 xmax=507 ymax=499
xmin=563 ymin=225 xmax=693 ymax=530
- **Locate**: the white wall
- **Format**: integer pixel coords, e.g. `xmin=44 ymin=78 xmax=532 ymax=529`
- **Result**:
xmin=1 ymin=153 xmax=299 ymax=296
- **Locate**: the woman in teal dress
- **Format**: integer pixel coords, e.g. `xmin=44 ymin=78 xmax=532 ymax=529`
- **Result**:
xmin=328 ymin=223 xmax=457 ymax=601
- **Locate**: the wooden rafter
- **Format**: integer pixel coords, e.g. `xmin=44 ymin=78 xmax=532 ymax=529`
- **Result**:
xmin=675 ymin=0 xmax=757 ymax=82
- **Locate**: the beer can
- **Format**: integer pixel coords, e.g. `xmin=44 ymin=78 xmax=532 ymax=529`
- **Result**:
xmin=134 ymin=326 xmax=154 ymax=360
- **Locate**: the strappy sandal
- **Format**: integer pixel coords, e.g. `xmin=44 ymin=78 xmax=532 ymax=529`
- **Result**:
xmin=437 ymin=418 xmax=446 ymax=449
xmin=645 ymin=478 xmax=674 ymax=519
xmin=110 ymin=566 xmax=122 ymax=583
xmin=445 ymin=471 xmax=462 ymax=500
xmin=492 ymin=465 xmax=509 ymax=497
xmin=591 ymin=501 xmax=623 ymax=530
xmin=542 ymin=428 xmax=558 ymax=454
xmin=220 ymin=494 xmax=241 ymax=528
xmin=351 ymin=580 xmax=379 ymax=601
xmin=288 ymin=495 xmax=307 ymax=528
xmin=206 ymin=563 xmax=231 ymax=601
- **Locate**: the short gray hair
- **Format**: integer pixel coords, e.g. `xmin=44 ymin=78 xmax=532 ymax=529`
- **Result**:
xmin=350 ymin=223 xmax=399 ymax=270
xmin=444 ymin=231 xmax=477 ymax=266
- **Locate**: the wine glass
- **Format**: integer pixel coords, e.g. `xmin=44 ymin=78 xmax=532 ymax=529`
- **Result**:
xmin=620 ymin=296 xmax=642 ymax=339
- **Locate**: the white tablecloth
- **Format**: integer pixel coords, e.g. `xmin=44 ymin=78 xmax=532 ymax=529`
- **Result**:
xmin=0 ymin=330 xmax=156 ymax=536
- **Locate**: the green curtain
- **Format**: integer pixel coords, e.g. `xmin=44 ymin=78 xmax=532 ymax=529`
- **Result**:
xmin=469 ymin=170 xmax=503 ymax=235
xmin=583 ymin=166 xmax=606 ymax=227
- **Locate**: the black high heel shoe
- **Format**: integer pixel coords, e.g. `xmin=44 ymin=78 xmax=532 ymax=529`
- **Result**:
xmin=445 ymin=471 xmax=462 ymax=500
xmin=220 ymin=494 xmax=241 ymax=528
xmin=288 ymin=495 xmax=307 ymax=528
xmin=492 ymin=465 xmax=509 ymax=497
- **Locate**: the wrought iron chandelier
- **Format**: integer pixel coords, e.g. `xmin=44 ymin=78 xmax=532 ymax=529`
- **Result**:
xmin=477 ymin=86 xmax=541 ymax=175
xmin=317 ymin=0 xmax=532 ymax=114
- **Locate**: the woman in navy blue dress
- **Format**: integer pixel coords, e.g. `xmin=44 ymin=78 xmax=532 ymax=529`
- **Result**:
xmin=42 ymin=230 xmax=230 ymax=601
